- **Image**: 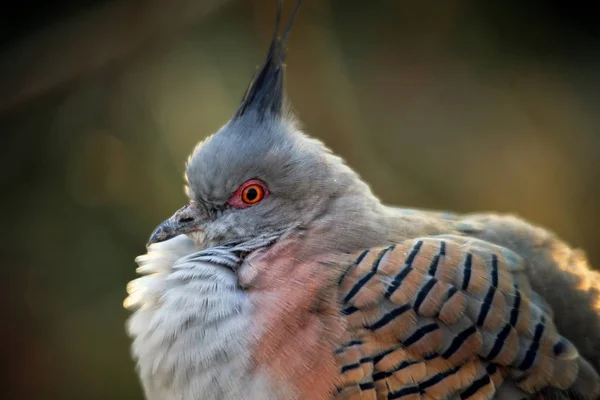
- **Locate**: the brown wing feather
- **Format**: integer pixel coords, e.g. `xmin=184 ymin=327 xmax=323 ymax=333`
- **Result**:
xmin=335 ymin=237 xmax=582 ymax=399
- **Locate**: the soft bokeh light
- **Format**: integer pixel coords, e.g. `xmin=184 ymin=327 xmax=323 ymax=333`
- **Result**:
xmin=2 ymin=0 xmax=599 ymax=399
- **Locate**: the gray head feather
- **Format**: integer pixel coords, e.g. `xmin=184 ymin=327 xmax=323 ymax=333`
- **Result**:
xmin=151 ymin=0 xmax=388 ymax=255
xmin=184 ymin=113 xmax=375 ymax=249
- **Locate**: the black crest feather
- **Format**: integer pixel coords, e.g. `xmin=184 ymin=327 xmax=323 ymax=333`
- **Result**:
xmin=233 ymin=0 xmax=302 ymax=119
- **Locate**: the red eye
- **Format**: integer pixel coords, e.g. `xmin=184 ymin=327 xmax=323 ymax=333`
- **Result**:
xmin=241 ymin=184 xmax=264 ymax=204
xmin=228 ymin=179 xmax=269 ymax=209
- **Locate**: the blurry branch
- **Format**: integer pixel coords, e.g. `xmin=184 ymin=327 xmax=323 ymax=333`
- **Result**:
xmin=0 ymin=0 xmax=232 ymax=115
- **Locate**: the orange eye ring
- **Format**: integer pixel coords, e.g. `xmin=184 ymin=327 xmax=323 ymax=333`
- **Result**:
xmin=241 ymin=183 xmax=265 ymax=204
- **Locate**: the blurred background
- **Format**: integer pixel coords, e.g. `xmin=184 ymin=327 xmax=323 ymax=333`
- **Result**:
xmin=2 ymin=0 xmax=599 ymax=398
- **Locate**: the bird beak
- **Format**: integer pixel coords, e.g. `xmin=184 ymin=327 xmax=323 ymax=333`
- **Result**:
xmin=147 ymin=202 xmax=207 ymax=246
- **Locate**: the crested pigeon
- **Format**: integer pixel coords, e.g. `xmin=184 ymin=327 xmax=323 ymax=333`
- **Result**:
xmin=124 ymin=1 xmax=600 ymax=399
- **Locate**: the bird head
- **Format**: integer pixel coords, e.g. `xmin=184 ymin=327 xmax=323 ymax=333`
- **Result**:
xmin=148 ymin=0 xmax=382 ymax=254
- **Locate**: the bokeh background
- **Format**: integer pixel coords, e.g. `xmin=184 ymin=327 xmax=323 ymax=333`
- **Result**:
xmin=2 ymin=0 xmax=599 ymax=398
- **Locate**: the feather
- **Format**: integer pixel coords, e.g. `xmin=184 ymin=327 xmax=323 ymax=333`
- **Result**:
xmin=336 ymin=236 xmax=597 ymax=399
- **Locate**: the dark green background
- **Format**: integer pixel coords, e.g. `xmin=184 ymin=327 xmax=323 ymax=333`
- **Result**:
xmin=2 ymin=0 xmax=599 ymax=399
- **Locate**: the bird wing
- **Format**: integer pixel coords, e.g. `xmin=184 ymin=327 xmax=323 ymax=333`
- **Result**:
xmin=335 ymin=235 xmax=599 ymax=399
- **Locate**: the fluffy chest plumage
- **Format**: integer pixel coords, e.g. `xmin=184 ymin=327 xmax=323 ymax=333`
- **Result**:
xmin=124 ymin=236 xmax=294 ymax=400
xmin=124 ymin=235 xmax=343 ymax=400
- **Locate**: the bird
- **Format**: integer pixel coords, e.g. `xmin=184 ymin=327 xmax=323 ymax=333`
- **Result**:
xmin=123 ymin=1 xmax=600 ymax=399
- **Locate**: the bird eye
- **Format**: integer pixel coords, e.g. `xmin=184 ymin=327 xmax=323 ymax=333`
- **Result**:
xmin=241 ymin=184 xmax=264 ymax=204
xmin=227 ymin=179 xmax=269 ymax=209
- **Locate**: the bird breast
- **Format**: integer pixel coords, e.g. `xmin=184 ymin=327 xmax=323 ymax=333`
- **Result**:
xmin=124 ymin=235 xmax=291 ymax=400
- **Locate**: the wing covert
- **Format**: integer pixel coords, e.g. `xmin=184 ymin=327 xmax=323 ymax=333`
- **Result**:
xmin=335 ymin=236 xmax=580 ymax=399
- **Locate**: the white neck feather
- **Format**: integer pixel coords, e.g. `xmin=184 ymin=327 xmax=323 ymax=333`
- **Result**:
xmin=124 ymin=235 xmax=290 ymax=400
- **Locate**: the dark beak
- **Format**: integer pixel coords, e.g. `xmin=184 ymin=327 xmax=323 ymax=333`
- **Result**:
xmin=147 ymin=202 xmax=207 ymax=246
